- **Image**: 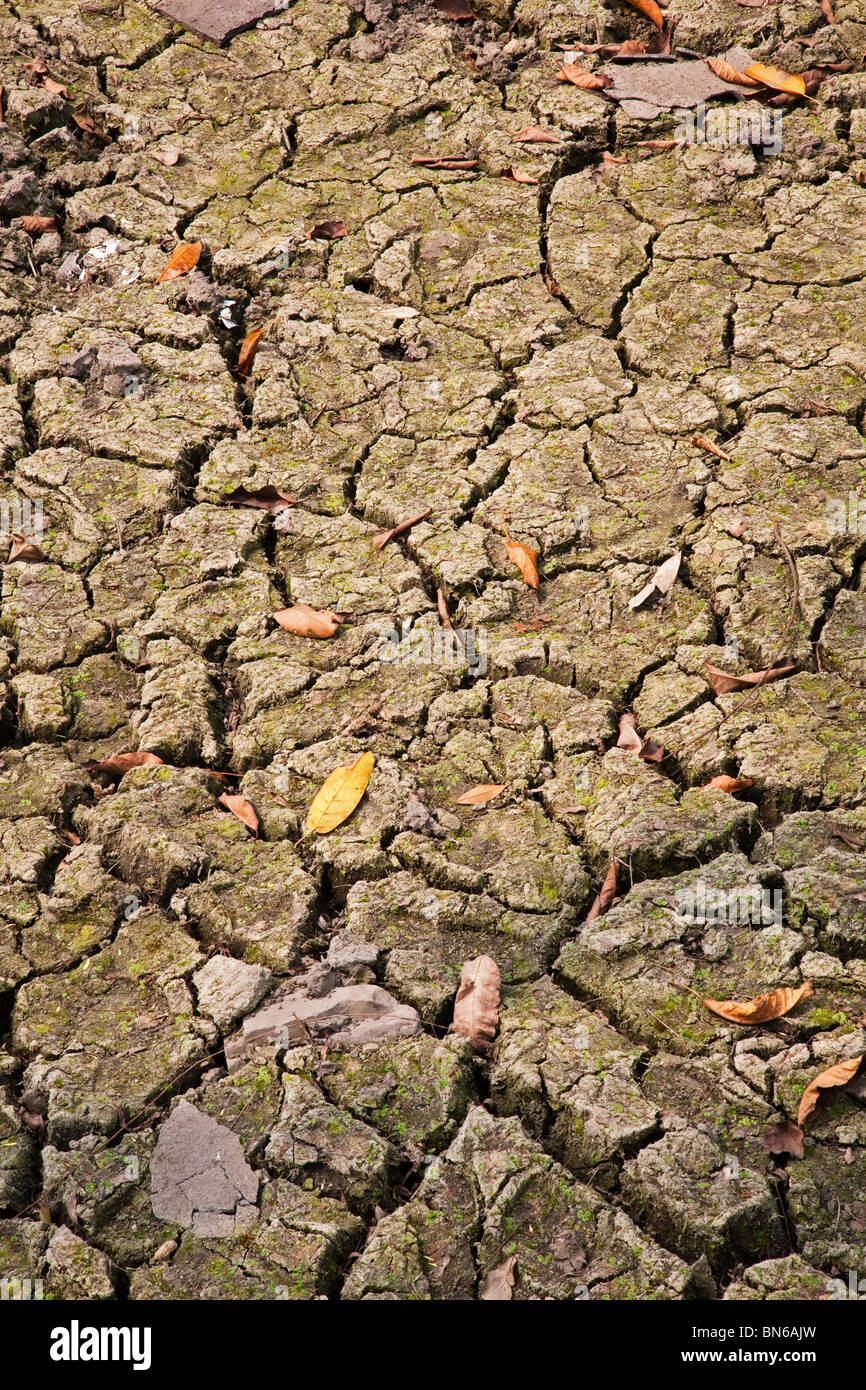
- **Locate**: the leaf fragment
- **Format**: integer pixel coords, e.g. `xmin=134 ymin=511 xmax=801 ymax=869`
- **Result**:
xmin=625 ymin=0 xmax=664 ymax=28
xmin=42 ymin=77 xmax=71 ymax=97
xmin=306 ymin=219 xmax=348 ymax=241
xmin=701 ymin=774 xmax=754 ymax=794
xmin=408 ymin=155 xmax=478 ymax=170
xmin=455 ymin=784 xmax=506 ymax=806
xmin=820 ymin=0 xmax=835 ymax=20
xmin=479 ymin=1256 xmax=516 ymax=1301
xmin=223 ymin=486 xmax=295 ymax=513
xmin=556 ymin=63 xmax=612 ymax=89
xmin=72 ymin=110 xmax=110 ymax=142
xmin=744 ymin=63 xmax=807 ymax=98
xmin=236 ymin=328 xmax=264 ymax=378
xmin=218 ymin=792 xmax=259 ymax=835
xmin=798 ymin=1054 xmax=863 ymax=1126
xmin=705 ymin=57 xmax=761 ymax=86
xmin=762 ymin=1121 xmax=804 ymax=1159
xmin=156 ymin=241 xmax=202 ymax=283
xmin=503 ymin=527 xmax=539 ymax=590
xmin=433 ymin=0 xmax=478 ymax=17
xmin=512 ymin=125 xmax=563 ymax=144
xmin=274 ymin=603 xmax=342 ymax=639
xmin=83 ymin=751 xmax=163 ymax=776
xmin=702 ymin=981 xmax=813 ymax=1024
xmin=304 ymin=752 xmax=375 ymax=835
xmin=704 ymin=657 xmax=796 ymax=695
xmin=692 ymin=434 xmax=732 ymax=461
xmin=586 ymin=858 xmax=618 ymax=922
xmin=506 ymin=166 xmax=540 ymax=184
xmin=151 ymin=147 xmax=181 ymax=166
xmin=372 ymin=509 xmax=432 ymax=550
xmin=628 ymin=550 xmax=681 ymax=610
xmin=8 ymin=533 xmax=46 ymax=563
xmin=452 ymin=954 xmax=500 ymax=1054
xmin=437 ymin=589 xmax=454 ymax=631
xmin=616 ymin=712 xmax=665 ymax=764
xmin=20 ymin=215 xmax=58 ymax=236
xmin=602 ymin=152 xmax=628 ymax=165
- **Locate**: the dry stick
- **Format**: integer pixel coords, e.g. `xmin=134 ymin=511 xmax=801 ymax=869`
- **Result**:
xmin=677 ymin=525 xmax=803 ymax=761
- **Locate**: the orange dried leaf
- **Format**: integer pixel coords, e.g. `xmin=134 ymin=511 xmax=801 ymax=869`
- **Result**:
xmin=602 ymin=152 xmax=627 ymax=165
xmin=512 ymin=125 xmax=563 ymax=144
xmin=274 ymin=603 xmax=342 ymax=639
xmin=504 ymin=530 xmax=540 ymax=589
xmin=625 ymin=0 xmax=664 ymax=28
xmin=702 ymin=981 xmax=813 ymax=1025
xmin=452 ymin=954 xmax=500 ymax=1053
xmin=42 ymin=77 xmax=70 ymax=97
xmin=156 ymin=241 xmax=202 ymax=283
xmin=236 ymin=328 xmax=264 ymax=378
xmin=218 ymin=792 xmax=259 ymax=836
xmin=557 ymin=63 xmax=612 ymax=89
xmin=744 ymin=63 xmax=807 ymax=97
xmin=83 ymin=751 xmax=163 ymax=776
xmin=304 ymin=752 xmax=375 ymax=835
xmin=798 ymin=1054 xmax=863 ymax=1126
xmin=704 ymin=657 xmax=796 ymax=695
xmin=455 ymin=784 xmax=506 ymax=806
xmin=692 ymin=434 xmax=731 ymax=461
xmin=702 ymin=774 xmax=754 ymax=794
xmin=507 ymin=166 xmax=539 ymax=184
xmin=437 ymin=589 xmax=454 ymax=631
xmin=20 ymin=215 xmax=58 ymax=236
xmin=705 ymin=57 xmax=761 ymax=86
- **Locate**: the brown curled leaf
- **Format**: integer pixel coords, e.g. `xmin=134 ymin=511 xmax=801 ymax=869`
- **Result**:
xmin=512 ymin=125 xmax=564 ymax=144
xmin=762 ymin=1121 xmax=804 ymax=1159
xmin=236 ymin=328 xmax=264 ymax=378
xmin=82 ymin=751 xmax=163 ymax=776
xmin=744 ymin=63 xmax=807 ymax=98
xmin=274 ymin=603 xmax=342 ymax=639
xmin=20 ymin=215 xmax=58 ymax=237
xmin=692 ymin=434 xmax=732 ymax=461
xmin=455 ymin=784 xmax=506 ymax=806
xmin=705 ymin=57 xmax=761 ymax=86
xmin=42 ymin=77 xmax=70 ymax=97
xmin=223 ymin=486 xmax=295 ymax=513
xmin=156 ymin=241 xmax=202 ymax=283
xmin=556 ymin=63 xmax=612 ymax=89
xmin=306 ymin=219 xmax=348 ymax=241
xmin=452 ymin=954 xmax=500 ymax=1054
xmin=704 ymin=657 xmax=796 ymax=695
xmin=702 ymin=981 xmax=813 ymax=1025
xmin=372 ymin=509 xmax=432 ymax=550
xmin=8 ymin=533 xmax=46 ymax=563
xmin=437 ymin=589 xmax=454 ymax=631
xmin=798 ymin=1054 xmax=864 ymax=1127
xmin=479 ymin=1256 xmax=516 ymax=1301
xmin=503 ymin=527 xmax=539 ymax=590
xmin=586 ymin=858 xmax=618 ymax=922
xmin=625 ymin=0 xmax=664 ymax=27
xmin=701 ymin=774 xmax=754 ymax=794
xmin=433 ymin=0 xmax=478 ymax=17
xmin=628 ymin=550 xmax=681 ymax=610
xmin=218 ymin=792 xmax=259 ymax=836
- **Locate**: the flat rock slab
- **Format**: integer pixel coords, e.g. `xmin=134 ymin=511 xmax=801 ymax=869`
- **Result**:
xmin=156 ymin=0 xmax=282 ymax=44
xmin=151 ymin=1100 xmax=259 ymax=1236
xmin=604 ymin=49 xmax=758 ymax=119
xmin=226 ymin=983 xmax=421 ymax=1069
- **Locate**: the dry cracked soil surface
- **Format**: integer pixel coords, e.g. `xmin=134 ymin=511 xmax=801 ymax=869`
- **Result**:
xmin=0 ymin=0 xmax=866 ymax=1304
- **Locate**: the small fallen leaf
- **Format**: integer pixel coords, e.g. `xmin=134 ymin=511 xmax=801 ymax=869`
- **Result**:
xmin=274 ymin=603 xmax=342 ymax=639
xmin=744 ymin=64 xmax=807 ymax=98
xmin=702 ymin=981 xmax=813 ymax=1024
xmin=705 ymin=58 xmax=761 ymax=86
xmin=433 ymin=0 xmax=478 ymax=16
xmin=586 ymin=859 xmax=618 ymax=921
xmin=763 ymin=1121 xmax=804 ymax=1159
xmin=26 ymin=57 xmax=50 ymax=80
xmin=701 ymin=774 xmax=754 ymax=794
xmin=83 ymin=752 xmax=163 ymax=776
xmin=820 ymin=0 xmax=835 ymax=21
xmin=506 ymin=166 xmax=539 ymax=183
xmin=512 ymin=125 xmax=563 ymax=144
xmin=504 ymin=527 xmax=539 ymax=590
xmin=704 ymin=657 xmax=796 ymax=695
xmin=625 ymin=0 xmax=664 ymax=28
xmin=437 ymin=589 xmax=454 ymax=631
xmin=557 ymin=63 xmax=612 ymax=90
xmin=628 ymin=550 xmax=681 ymax=610
xmin=828 ymin=821 xmax=866 ymax=851
xmin=156 ymin=241 xmax=202 ymax=283
xmin=223 ymin=486 xmax=295 ymax=512
xmin=692 ymin=434 xmax=731 ymax=462
xmin=513 ymin=616 xmax=552 ymax=633
xmin=616 ymin=712 xmax=665 ymax=763
xmin=602 ymin=152 xmax=628 ymax=165
xmin=151 ymin=147 xmax=181 ymax=166
xmin=373 ymin=509 xmax=432 ymax=550
xmin=72 ymin=110 xmax=110 ymax=142
xmin=479 ymin=1256 xmax=516 ymax=1301
xmin=452 ymin=954 xmax=500 ymax=1054
xmin=306 ymin=219 xmax=348 ymax=241
xmin=218 ymin=792 xmax=259 ymax=835
xmin=637 ymin=139 xmax=679 ymax=150
xmin=8 ymin=533 xmax=46 ymax=563
xmin=798 ymin=1054 xmax=863 ymax=1126
xmin=20 ymin=215 xmax=58 ymax=236
xmin=304 ymin=752 xmax=375 ymax=835
xmin=42 ymin=77 xmax=70 ymax=98
xmin=409 ymin=156 xmax=478 ymax=169
xmin=456 ymin=784 xmax=506 ymax=806
xmin=236 ymin=328 xmax=264 ymax=378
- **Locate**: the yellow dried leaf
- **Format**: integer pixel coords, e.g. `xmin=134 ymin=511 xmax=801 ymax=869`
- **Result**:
xmin=156 ymin=241 xmax=202 ymax=283
xmin=304 ymin=752 xmax=375 ymax=835
xmin=798 ymin=1054 xmax=863 ymax=1126
xmin=703 ymin=981 xmax=813 ymax=1024
xmin=744 ymin=63 xmax=807 ymax=97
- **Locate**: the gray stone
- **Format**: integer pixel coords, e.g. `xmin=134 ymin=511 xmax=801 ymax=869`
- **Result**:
xmin=193 ymin=955 xmax=273 ymax=1031
xmin=150 ymin=1100 xmax=259 ymax=1235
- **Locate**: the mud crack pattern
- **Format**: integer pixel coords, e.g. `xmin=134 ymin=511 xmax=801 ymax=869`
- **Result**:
xmin=0 ymin=0 xmax=865 ymax=1302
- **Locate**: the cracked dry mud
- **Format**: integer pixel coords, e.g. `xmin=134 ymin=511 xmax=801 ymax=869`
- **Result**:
xmin=0 ymin=0 xmax=865 ymax=1304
